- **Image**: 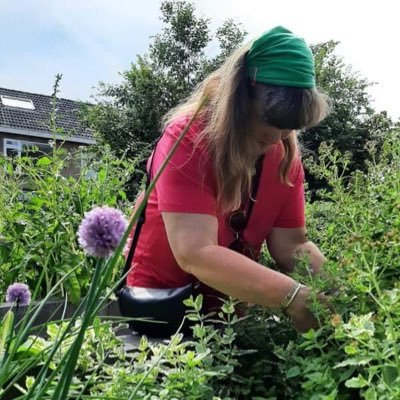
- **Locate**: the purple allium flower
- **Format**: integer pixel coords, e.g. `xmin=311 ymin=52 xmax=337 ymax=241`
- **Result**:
xmin=77 ymin=206 xmax=128 ymax=258
xmin=6 ymin=283 xmax=31 ymax=306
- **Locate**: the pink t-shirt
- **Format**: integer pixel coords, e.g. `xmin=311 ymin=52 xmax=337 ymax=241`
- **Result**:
xmin=127 ymin=116 xmax=305 ymax=289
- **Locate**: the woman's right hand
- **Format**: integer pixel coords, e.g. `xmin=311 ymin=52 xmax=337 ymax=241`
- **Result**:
xmin=285 ymin=286 xmax=330 ymax=332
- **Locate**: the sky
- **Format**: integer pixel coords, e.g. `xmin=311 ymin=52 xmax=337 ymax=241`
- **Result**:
xmin=1 ymin=0 xmax=399 ymax=120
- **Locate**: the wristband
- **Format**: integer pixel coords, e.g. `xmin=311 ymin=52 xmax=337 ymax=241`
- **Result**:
xmin=281 ymin=281 xmax=302 ymax=311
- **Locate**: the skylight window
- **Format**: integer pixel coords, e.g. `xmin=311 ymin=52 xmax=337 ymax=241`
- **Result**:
xmin=0 ymin=95 xmax=35 ymax=110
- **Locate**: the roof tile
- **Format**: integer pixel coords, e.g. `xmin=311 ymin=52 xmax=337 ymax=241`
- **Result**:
xmin=0 ymin=87 xmax=94 ymax=142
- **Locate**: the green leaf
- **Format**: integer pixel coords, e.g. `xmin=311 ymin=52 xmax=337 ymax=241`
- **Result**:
xmin=25 ymin=376 xmax=35 ymax=390
xmin=302 ymin=328 xmax=316 ymax=340
xmin=383 ymin=365 xmax=398 ymax=385
xmin=194 ymin=294 xmax=203 ymax=312
xmin=183 ymin=296 xmax=194 ymax=307
xmin=335 ymin=357 xmax=372 ymax=368
xmin=17 ymin=336 xmax=49 ymax=356
xmin=118 ymin=189 xmax=127 ymax=200
xmin=193 ymin=324 xmax=206 ymax=339
xmin=286 ymin=366 xmax=301 ymax=378
xmin=338 ymin=367 xmax=356 ymax=383
xmin=345 ymin=374 xmax=368 ymax=388
xmin=344 ymin=344 xmax=358 ymax=355
xmin=139 ymin=335 xmax=149 ymax=351
xmin=0 ymin=310 xmax=15 ymax=356
xmin=98 ymin=169 xmax=106 ymax=183
xmin=221 ymin=302 xmax=235 ymax=314
xmin=65 ymin=271 xmax=81 ymax=304
xmin=36 ymin=156 xmax=52 ymax=166
xmin=363 ymin=386 xmax=378 ymax=400
xmin=186 ymin=314 xmax=200 ymax=322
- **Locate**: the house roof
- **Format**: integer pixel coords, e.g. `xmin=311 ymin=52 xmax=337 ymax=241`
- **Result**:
xmin=0 ymin=87 xmax=95 ymax=144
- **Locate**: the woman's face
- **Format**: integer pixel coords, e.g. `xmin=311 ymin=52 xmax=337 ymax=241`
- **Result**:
xmin=250 ymin=117 xmax=294 ymax=154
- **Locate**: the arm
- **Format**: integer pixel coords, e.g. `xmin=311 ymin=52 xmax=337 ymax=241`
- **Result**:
xmin=162 ymin=212 xmax=296 ymax=309
xmin=162 ymin=212 xmax=321 ymax=332
xmin=266 ymin=226 xmax=326 ymax=274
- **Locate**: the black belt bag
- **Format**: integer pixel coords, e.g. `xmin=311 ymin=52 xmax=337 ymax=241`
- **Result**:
xmin=118 ymin=283 xmax=196 ymax=338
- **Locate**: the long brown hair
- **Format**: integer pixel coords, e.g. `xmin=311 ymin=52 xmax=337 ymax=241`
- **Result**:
xmin=163 ymin=44 xmax=329 ymax=213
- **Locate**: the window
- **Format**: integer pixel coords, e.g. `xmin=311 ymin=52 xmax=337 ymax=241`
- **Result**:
xmin=4 ymin=139 xmax=20 ymax=157
xmin=1 ymin=95 xmax=35 ymax=110
xmin=3 ymin=138 xmax=52 ymax=157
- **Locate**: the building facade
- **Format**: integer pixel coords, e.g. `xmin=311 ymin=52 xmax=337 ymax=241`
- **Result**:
xmin=0 ymin=87 xmax=95 ymax=175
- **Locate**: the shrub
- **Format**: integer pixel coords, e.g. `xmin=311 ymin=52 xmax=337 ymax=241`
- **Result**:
xmin=230 ymin=129 xmax=400 ymax=399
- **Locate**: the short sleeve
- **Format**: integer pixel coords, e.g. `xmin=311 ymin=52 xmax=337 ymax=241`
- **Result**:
xmin=273 ymin=159 xmax=305 ymax=228
xmin=151 ymin=118 xmax=217 ymax=215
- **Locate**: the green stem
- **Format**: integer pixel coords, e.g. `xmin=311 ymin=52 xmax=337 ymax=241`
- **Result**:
xmin=49 ymin=260 xmax=104 ymax=400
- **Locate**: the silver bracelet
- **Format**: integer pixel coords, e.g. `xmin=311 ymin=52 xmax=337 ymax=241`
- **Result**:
xmin=281 ymin=282 xmax=302 ymax=311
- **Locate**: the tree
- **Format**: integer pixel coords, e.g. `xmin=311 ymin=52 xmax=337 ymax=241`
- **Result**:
xmin=82 ymin=0 xmax=247 ymax=160
xmin=82 ymin=5 xmax=393 ymax=197
xmin=302 ymin=41 xmax=394 ymax=179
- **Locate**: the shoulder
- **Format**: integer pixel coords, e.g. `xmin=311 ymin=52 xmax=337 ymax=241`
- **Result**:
xmin=153 ymin=115 xmax=211 ymax=171
xmin=158 ymin=115 xmax=210 ymax=166
xmin=163 ymin=115 xmax=205 ymax=143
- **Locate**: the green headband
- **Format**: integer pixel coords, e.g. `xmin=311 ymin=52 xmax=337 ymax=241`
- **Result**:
xmin=247 ymin=26 xmax=315 ymax=88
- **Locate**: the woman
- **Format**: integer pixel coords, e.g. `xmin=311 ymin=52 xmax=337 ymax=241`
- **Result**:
xmin=122 ymin=26 xmax=330 ymax=337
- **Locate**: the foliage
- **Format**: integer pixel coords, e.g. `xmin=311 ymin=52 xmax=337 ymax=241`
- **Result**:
xmin=0 ymin=145 xmax=135 ymax=302
xmin=6 ymin=296 xmax=246 ymax=400
xmin=303 ymin=41 xmax=394 ymax=195
xmin=1 ymin=130 xmax=399 ymax=398
xmin=295 ymin=130 xmax=400 ymax=399
xmin=230 ymin=129 xmax=400 ymax=399
xmin=0 ymin=73 xmax=137 ymax=304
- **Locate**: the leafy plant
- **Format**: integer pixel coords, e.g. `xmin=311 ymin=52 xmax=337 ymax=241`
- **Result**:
xmin=229 ymin=130 xmax=400 ymax=399
xmin=0 ymin=81 xmax=136 ymax=301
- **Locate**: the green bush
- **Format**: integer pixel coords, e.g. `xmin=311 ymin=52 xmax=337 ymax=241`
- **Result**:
xmin=11 ymin=296 xmax=244 ymax=399
xmin=230 ymin=130 xmax=400 ymax=399
xmin=0 ymin=144 xmax=136 ymax=302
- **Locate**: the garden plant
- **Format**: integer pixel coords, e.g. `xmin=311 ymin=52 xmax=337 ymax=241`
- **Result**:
xmin=0 ymin=78 xmax=136 ymax=302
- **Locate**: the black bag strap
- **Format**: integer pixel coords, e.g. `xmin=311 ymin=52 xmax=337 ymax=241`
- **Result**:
xmin=116 ymin=146 xmax=157 ymax=295
xmin=244 ymin=154 xmax=264 ymax=230
xmin=116 ymin=151 xmax=264 ymax=295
